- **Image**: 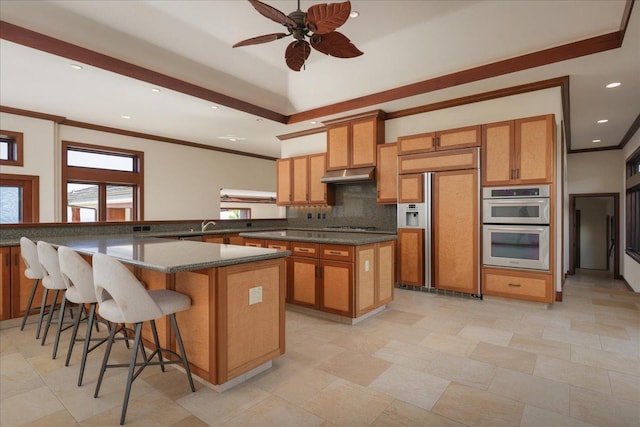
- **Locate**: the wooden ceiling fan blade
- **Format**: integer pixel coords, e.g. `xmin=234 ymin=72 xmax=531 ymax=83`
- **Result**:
xmin=310 ymin=31 xmax=363 ymax=58
xmin=305 ymin=0 xmax=351 ymax=34
xmin=233 ymin=33 xmax=289 ymax=48
xmin=249 ymin=0 xmax=297 ymax=28
xmin=285 ymin=40 xmax=311 ymax=71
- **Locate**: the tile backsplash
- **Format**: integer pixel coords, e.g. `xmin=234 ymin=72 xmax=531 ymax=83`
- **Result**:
xmin=286 ymin=182 xmax=396 ymax=231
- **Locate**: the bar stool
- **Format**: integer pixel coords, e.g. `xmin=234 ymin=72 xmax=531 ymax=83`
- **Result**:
xmin=18 ymin=237 xmax=45 ymax=334
xmin=37 ymin=241 xmax=74 ymax=359
xmin=58 ymin=246 xmax=116 ymax=386
xmin=92 ymin=253 xmax=195 ymax=425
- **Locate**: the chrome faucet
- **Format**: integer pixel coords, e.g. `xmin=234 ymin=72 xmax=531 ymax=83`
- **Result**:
xmin=201 ymin=220 xmax=216 ymax=232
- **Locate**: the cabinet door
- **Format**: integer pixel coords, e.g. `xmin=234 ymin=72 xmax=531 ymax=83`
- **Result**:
xmin=351 ymin=119 xmax=377 ymax=168
xmin=276 ymin=158 xmax=292 ymax=205
xmin=377 ymin=143 xmax=398 ymax=203
xmin=515 ymin=115 xmax=554 ymax=184
xmin=482 ymin=121 xmax=515 ymax=186
xmin=376 ymin=240 xmax=395 ymax=305
xmin=290 ymin=257 xmax=318 ymax=307
xmin=321 ymin=260 xmax=352 ymax=316
xmin=398 ymin=174 xmax=424 ymax=203
xmin=326 ymin=125 xmax=350 ymax=170
xmin=433 ymin=169 xmax=479 ymax=294
xmin=436 ymin=125 xmax=481 ymax=151
xmin=0 ymin=248 xmax=10 ymax=320
xmin=309 ymin=153 xmax=334 ymax=205
xmin=355 ymin=245 xmax=375 ymax=314
xmin=202 ymin=235 xmax=225 ymax=244
xmin=227 ymin=234 xmax=244 ymax=245
xmin=398 ymin=132 xmax=435 ymax=155
xmin=398 ymin=228 xmax=424 ymax=286
xmin=292 ymin=156 xmax=309 ymax=204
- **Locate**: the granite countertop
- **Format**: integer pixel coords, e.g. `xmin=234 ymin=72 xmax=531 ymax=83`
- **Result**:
xmin=41 ymin=235 xmax=289 ymax=273
xmin=239 ymin=229 xmax=397 ymax=245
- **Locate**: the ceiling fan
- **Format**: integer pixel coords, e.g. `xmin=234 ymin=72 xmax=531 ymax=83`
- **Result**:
xmin=233 ymin=0 xmax=363 ymax=71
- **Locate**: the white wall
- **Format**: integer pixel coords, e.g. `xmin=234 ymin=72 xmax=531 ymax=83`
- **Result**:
xmin=622 ymin=131 xmax=640 ymax=291
xmin=0 ymin=112 xmax=57 ymax=222
xmin=0 ymin=111 xmax=277 ymax=222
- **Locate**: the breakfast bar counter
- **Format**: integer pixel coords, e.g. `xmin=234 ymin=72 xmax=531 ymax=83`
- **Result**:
xmin=43 ymin=235 xmax=289 ymax=390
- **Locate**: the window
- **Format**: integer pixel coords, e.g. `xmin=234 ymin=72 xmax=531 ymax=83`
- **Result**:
xmin=626 ymin=146 xmax=640 ymax=262
xmin=62 ymin=141 xmax=143 ymax=222
xmin=0 ymin=130 xmax=24 ymax=166
xmin=0 ymin=174 xmax=39 ymax=223
xmin=220 ymin=208 xmax=251 ymax=219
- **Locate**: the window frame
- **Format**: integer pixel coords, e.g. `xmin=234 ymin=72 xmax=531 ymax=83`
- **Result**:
xmin=62 ymin=141 xmax=144 ymax=222
xmin=626 ymin=145 xmax=640 ymax=263
xmin=0 ymin=130 xmax=24 ymax=167
xmin=0 ymin=173 xmax=39 ymax=223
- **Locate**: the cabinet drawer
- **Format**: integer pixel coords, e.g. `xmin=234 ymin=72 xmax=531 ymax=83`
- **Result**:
xmin=291 ymin=242 xmax=319 ymax=257
xmin=398 ymin=132 xmax=435 ymax=155
xmin=244 ymin=238 xmax=265 ymax=248
xmin=482 ymin=267 xmax=552 ymax=303
xmin=266 ymin=240 xmax=290 ymax=251
xmin=399 ymin=147 xmax=479 ymax=174
xmin=321 ymin=244 xmax=354 ymax=262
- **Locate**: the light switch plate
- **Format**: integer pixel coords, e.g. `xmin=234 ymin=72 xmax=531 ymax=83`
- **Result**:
xmin=365 ymin=260 xmax=370 ymax=272
xmin=249 ymin=286 xmax=263 ymax=305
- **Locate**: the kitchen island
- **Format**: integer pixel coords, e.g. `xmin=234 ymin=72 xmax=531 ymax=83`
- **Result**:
xmin=239 ymin=230 xmax=396 ymax=323
xmin=44 ymin=235 xmax=289 ymax=391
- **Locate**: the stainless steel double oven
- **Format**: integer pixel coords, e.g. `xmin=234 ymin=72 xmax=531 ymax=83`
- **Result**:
xmin=482 ymin=185 xmax=550 ymax=271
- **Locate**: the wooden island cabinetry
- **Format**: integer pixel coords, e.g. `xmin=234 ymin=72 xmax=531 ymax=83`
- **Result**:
xmin=482 ymin=114 xmax=555 ymax=186
xmin=324 ymin=110 xmax=385 ymax=170
xmin=241 ymin=230 xmax=396 ymax=323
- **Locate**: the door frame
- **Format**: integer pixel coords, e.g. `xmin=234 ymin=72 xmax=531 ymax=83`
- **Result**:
xmin=568 ymin=193 xmax=620 ymax=278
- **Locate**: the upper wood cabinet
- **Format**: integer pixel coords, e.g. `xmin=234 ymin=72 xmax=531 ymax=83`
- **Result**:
xmin=292 ymin=156 xmax=309 ymax=204
xmin=324 ymin=110 xmax=385 ymax=171
xmin=398 ymin=174 xmax=424 ymax=203
xmin=276 ymin=158 xmax=292 ymax=205
xmin=376 ymin=143 xmax=398 ymax=204
xmin=398 ymin=125 xmax=481 ymax=155
xmin=276 ymin=154 xmax=334 ymax=206
xmin=482 ymin=114 xmax=555 ymax=186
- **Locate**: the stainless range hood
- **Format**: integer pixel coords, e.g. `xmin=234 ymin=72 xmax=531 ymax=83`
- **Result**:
xmin=320 ymin=166 xmax=376 ymax=184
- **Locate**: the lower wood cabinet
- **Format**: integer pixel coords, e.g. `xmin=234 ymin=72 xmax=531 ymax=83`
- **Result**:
xmin=398 ymin=228 xmax=424 ymax=287
xmin=482 ymin=267 xmax=553 ymax=303
xmin=287 ymin=240 xmax=395 ymax=318
xmin=0 ymin=245 xmax=57 ymax=321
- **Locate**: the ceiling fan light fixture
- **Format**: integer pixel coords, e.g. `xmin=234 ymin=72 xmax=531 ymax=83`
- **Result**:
xmin=234 ymin=0 xmax=363 ymax=71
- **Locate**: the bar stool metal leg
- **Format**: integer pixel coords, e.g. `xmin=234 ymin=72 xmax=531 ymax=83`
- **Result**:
xmin=65 ymin=305 xmax=85 ymax=367
xmin=94 ymin=322 xmax=117 ymax=399
xmin=171 ymin=314 xmax=195 ymax=392
xmin=120 ymin=322 xmax=143 ymax=425
xmin=149 ymin=320 xmax=165 ymax=372
xmin=41 ymin=289 xmax=60 ymax=345
xmin=35 ymin=288 xmax=49 ymax=339
xmin=20 ymin=278 xmax=40 ymax=331
xmin=77 ymin=304 xmax=97 ymax=386
xmin=51 ymin=295 xmax=68 ymax=358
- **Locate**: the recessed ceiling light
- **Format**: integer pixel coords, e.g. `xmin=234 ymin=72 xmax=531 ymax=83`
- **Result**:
xmin=121 ymin=115 xmax=132 ymax=119
xmin=592 ymin=139 xmax=601 ymax=143
xmin=349 ymin=11 xmax=359 ymax=18
xmin=310 ymin=121 xmax=317 ymax=124
xmin=605 ymin=82 xmax=621 ymax=88
xmin=217 ymin=135 xmax=245 ymax=141
xmin=211 ymin=105 xmax=219 ymax=110
xmin=151 ymin=88 xmax=161 ymax=93
xmin=256 ymin=118 xmax=263 ymax=122
xmin=597 ymin=119 xmax=608 ymax=124
xmin=70 ymin=64 xmax=83 ymax=70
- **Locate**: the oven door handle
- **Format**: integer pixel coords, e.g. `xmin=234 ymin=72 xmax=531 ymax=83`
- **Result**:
xmin=485 ymin=225 xmax=548 ymax=232
xmin=485 ymin=199 xmax=547 ymax=205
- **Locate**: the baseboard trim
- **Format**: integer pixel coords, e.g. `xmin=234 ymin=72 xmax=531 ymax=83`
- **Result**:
xmin=620 ymin=275 xmax=635 ymax=292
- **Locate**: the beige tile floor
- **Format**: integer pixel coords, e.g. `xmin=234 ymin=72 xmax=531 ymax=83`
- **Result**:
xmin=1 ymin=269 xmax=639 ymax=426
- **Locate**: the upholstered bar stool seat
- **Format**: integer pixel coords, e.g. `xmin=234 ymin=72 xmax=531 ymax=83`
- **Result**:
xmin=92 ymin=253 xmax=195 ymax=425
xmin=18 ymin=237 xmax=45 ymax=334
